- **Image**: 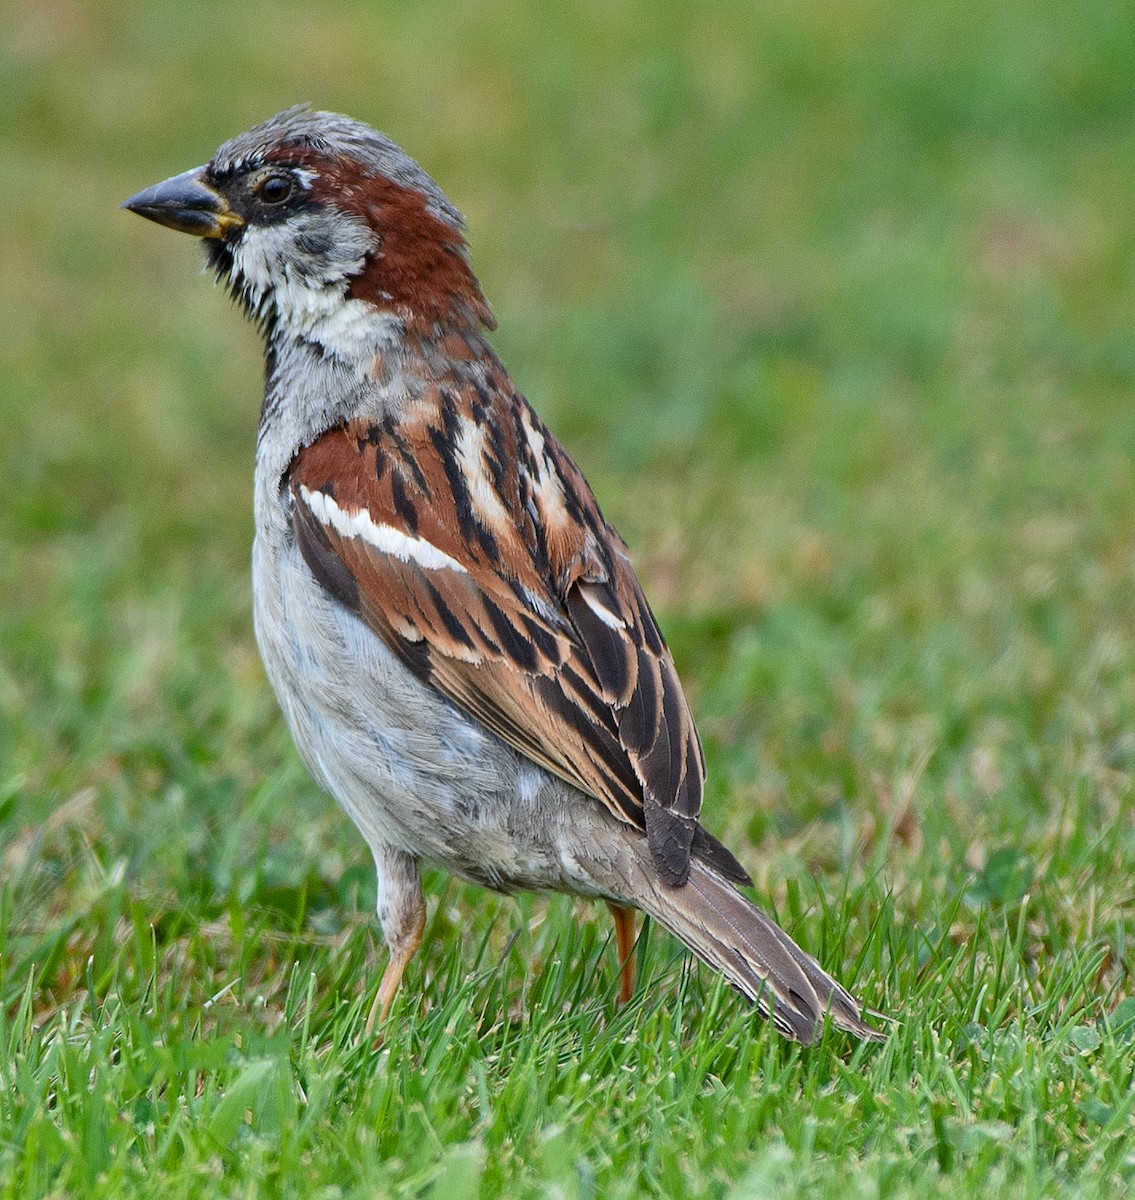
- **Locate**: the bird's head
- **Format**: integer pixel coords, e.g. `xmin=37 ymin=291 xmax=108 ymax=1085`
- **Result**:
xmin=122 ymin=105 xmax=494 ymax=352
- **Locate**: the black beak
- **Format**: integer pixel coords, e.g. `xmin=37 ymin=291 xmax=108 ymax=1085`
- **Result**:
xmin=121 ymin=166 xmax=244 ymax=238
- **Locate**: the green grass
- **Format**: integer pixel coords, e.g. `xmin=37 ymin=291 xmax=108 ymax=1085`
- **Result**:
xmin=4 ymin=0 xmax=1135 ymax=1195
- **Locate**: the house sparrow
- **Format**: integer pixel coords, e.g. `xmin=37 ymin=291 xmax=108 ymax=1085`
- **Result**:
xmin=123 ymin=105 xmax=881 ymax=1043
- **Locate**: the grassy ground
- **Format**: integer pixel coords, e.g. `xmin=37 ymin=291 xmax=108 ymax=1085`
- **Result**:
xmin=4 ymin=0 xmax=1135 ymax=1195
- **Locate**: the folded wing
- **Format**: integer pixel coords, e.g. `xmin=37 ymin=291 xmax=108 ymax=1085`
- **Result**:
xmin=288 ymin=370 xmax=748 ymax=886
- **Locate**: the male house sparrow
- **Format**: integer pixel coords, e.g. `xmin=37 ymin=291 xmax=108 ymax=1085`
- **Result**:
xmin=123 ymin=106 xmax=881 ymax=1043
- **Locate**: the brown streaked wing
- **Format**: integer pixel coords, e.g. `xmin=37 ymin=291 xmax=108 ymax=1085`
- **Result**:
xmin=291 ymin=491 xmax=644 ymax=820
xmin=288 ymin=392 xmax=720 ymax=885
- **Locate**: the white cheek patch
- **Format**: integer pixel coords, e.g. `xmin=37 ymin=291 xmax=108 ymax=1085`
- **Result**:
xmin=300 ymin=485 xmax=468 ymax=574
xmin=230 ymin=221 xmax=400 ymax=360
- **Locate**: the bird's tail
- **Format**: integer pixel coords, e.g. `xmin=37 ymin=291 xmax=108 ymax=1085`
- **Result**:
xmin=600 ymin=839 xmax=884 ymax=1043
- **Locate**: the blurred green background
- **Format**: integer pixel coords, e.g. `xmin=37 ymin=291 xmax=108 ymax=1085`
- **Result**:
xmin=3 ymin=1 xmax=1135 ymax=1196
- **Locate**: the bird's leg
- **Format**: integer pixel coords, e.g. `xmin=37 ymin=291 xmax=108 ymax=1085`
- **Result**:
xmin=365 ymin=848 xmax=426 ymax=1035
xmin=607 ymin=902 xmax=637 ymax=1005
xmin=365 ymin=910 xmax=425 ymax=1032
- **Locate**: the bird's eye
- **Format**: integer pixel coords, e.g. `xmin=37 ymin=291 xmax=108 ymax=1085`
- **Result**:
xmin=255 ymin=174 xmax=295 ymax=205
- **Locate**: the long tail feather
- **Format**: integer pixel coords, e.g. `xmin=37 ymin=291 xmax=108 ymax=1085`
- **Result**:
xmin=620 ymin=852 xmax=884 ymax=1044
